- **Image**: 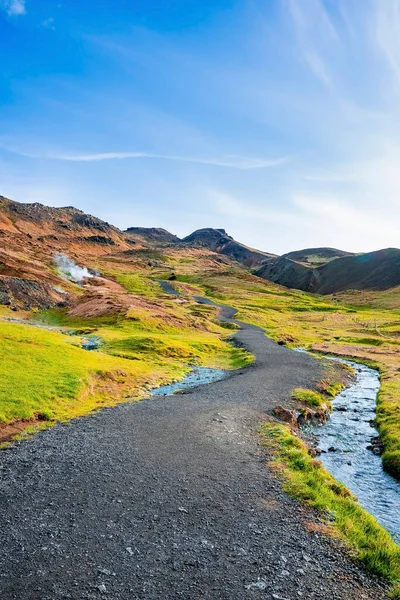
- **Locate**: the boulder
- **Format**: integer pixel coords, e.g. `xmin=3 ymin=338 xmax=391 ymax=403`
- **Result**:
xmin=297 ymin=403 xmax=331 ymax=426
xmin=273 ymin=406 xmax=298 ymax=428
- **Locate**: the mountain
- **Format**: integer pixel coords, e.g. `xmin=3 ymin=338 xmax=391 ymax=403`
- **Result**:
xmin=124 ymin=227 xmax=180 ymax=244
xmin=0 ymin=196 xmax=131 ymax=253
xmin=255 ymin=248 xmax=400 ymax=294
xmin=282 ymin=247 xmax=354 ymax=266
xmin=181 ymin=228 xmax=276 ymax=268
xmin=0 ymin=196 xmax=137 ymax=308
xmin=1 ymin=196 xmax=400 ymax=305
xmin=123 ymin=226 xmax=277 ymax=268
xmin=255 ymin=256 xmax=320 ymax=292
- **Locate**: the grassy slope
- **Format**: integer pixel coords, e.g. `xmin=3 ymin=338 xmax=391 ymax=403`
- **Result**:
xmin=0 ymin=272 xmax=252 ymax=429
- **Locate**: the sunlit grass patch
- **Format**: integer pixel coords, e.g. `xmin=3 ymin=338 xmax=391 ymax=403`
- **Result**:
xmin=0 ymin=321 xmax=161 ymax=424
xmin=115 ymin=273 xmax=163 ymax=296
xmin=317 ymin=379 xmax=345 ymax=398
xmin=0 ymin=284 xmax=253 ymax=429
xmin=291 ymin=388 xmax=329 ymax=408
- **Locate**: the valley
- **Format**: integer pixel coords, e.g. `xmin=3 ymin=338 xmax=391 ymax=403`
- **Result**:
xmin=1 ymin=196 xmax=400 ymax=597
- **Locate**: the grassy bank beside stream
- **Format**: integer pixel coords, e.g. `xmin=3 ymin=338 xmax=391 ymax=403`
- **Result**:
xmin=260 ymin=422 xmax=400 ymax=597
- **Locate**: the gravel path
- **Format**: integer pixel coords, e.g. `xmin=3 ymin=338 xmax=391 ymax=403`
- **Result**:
xmin=0 ymin=302 xmax=389 ymax=599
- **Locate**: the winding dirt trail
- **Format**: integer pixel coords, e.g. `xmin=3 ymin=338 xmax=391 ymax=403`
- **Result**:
xmin=0 ymin=297 xmax=389 ymax=599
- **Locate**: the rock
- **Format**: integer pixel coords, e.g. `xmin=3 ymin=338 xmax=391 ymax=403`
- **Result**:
xmin=246 ymin=579 xmax=267 ymax=590
xmin=0 ymin=291 xmax=11 ymax=305
xmin=367 ymin=436 xmax=384 ymax=456
xmin=97 ymin=583 xmax=107 ymax=593
xmin=97 ymin=568 xmax=113 ymax=576
xmin=297 ymin=404 xmax=330 ymax=426
xmin=273 ymin=406 xmax=297 ymax=428
xmin=1 ymin=276 xmax=67 ymax=309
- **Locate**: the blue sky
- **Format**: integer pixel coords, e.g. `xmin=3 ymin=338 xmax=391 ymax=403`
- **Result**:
xmin=1 ymin=0 xmax=399 ymax=254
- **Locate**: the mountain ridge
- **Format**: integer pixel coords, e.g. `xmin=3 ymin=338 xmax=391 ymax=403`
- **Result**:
xmin=1 ymin=196 xmax=399 ymax=300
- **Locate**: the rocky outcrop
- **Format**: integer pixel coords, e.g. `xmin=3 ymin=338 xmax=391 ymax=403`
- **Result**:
xmin=182 ymin=228 xmax=276 ymax=268
xmin=0 ymin=277 xmax=67 ymax=309
xmin=124 ymin=227 xmax=180 ymax=244
xmin=273 ymin=405 xmax=298 ymax=428
xmin=0 ymin=281 xmax=11 ymax=305
xmin=80 ymin=235 xmax=116 ymax=245
xmin=297 ymin=404 xmax=331 ymax=426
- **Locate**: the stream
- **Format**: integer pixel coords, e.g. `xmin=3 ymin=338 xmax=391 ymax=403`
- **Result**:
xmin=152 ymin=367 xmax=226 ymax=396
xmin=311 ymin=358 xmax=400 ymax=543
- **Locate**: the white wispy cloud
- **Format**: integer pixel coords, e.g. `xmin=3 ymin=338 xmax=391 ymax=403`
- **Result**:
xmin=14 ymin=149 xmax=289 ymax=170
xmin=3 ymin=0 xmax=400 ymax=254
xmin=210 ymin=187 xmax=400 ymax=253
xmin=287 ymin=0 xmax=339 ymax=88
xmin=304 ymin=51 xmax=332 ymax=88
xmin=1 ymin=0 xmax=26 ymax=16
xmin=41 ymin=17 xmax=55 ymax=30
xmin=374 ymin=0 xmax=400 ymax=85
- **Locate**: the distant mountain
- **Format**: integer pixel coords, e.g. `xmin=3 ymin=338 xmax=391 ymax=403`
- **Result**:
xmin=181 ymin=228 xmax=276 ymax=268
xmin=255 ymin=256 xmax=320 ymax=292
xmin=123 ymin=226 xmax=277 ymax=268
xmin=282 ymin=247 xmax=354 ymax=266
xmin=0 ymin=196 xmax=130 ymax=253
xmin=124 ymin=227 xmax=180 ymax=244
xmin=2 ymin=196 xmax=400 ymax=302
xmin=255 ymin=248 xmax=400 ymax=294
xmin=0 ymin=196 xmax=136 ymax=308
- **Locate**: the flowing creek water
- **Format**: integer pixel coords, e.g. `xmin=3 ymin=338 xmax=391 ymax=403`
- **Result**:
xmin=152 ymin=367 xmax=226 ymax=396
xmin=309 ymin=357 xmax=400 ymax=543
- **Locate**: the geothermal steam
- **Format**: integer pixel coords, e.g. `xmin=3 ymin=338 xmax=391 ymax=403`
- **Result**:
xmin=54 ymin=254 xmax=94 ymax=283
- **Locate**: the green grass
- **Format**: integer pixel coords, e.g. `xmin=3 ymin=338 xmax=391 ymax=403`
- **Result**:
xmin=291 ymin=388 xmax=328 ymax=408
xmin=115 ymin=273 xmax=163 ymax=296
xmin=0 ymin=292 xmax=253 ymax=429
xmin=0 ymin=321 xmax=163 ymax=423
xmin=260 ymin=422 xmax=400 ymax=595
xmin=317 ymin=379 xmax=345 ymax=398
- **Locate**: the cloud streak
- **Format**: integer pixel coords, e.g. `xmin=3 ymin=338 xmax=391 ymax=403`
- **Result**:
xmin=17 ymin=150 xmax=290 ymax=170
xmin=1 ymin=0 xmax=25 ymax=16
